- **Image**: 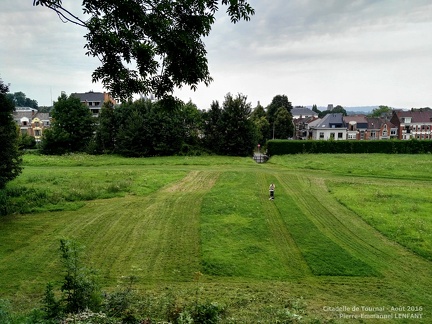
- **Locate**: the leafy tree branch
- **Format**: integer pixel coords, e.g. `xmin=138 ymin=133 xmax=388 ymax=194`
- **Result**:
xmin=33 ymin=0 xmax=255 ymax=102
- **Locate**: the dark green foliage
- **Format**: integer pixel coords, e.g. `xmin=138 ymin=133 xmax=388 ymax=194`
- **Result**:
xmin=266 ymin=94 xmax=292 ymax=127
xmin=34 ymin=0 xmax=254 ymax=101
xmin=267 ymin=139 xmax=432 ymax=155
xmin=59 ymin=239 xmax=101 ymax=314
xmin=43 ymin=283 xmax=61 ymax=321
xmin=40 ymin=93 xmax=95 ymax=154
xmin=264 ymin=94 xmax=294 ymax=141
xmin=203 ymin=93 xmax=257 ymax=156
xmin=251 ymin=104 xmax=270 ymax=145
xmin=181 ymin=100 xmax=204 ymax=149
xmin=369 ymin=105 xmax=392 ymax=117
xmin=18 ymin=132 xmax=36 ymax=150
xmin=0 ymin=190 xmax=8 ymax=216
xmin=92 ymin=101 xmax=116 ymax=154
xmin=43 ymin=239 xmax=102 ymax=319
xmin=202 ymin=101 xmax=224 ymax=154
xmin=0 ymin=79 xmax=22 ymax=189
xmin=191 ymin=302 xmax=226 ymax=324
xmin=319 ymin=105 xmax=347 ymax=118
xmin=220 ymin=93 xmax=257 ymax=156
xmin=151 ymin=100 xmax=187 ymax=156
xmin=114 ymin=99 xmax=186 ymax=157
xmin=5 ymin=91 xmax=38 ymax=109
xmin=312 ymin=104 xmax=320 ymax=114
xmin=274 ymin=106 xmax=294 ymax=139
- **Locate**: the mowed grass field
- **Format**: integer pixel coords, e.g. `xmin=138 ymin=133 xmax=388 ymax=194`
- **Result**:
xmin=1 ymin=153 xmax=431 ymax=322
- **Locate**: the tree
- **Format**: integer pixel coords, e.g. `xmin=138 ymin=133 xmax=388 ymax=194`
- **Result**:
xmin=179 ymin=100 xmax=204 ymax=152
xmin=219 ymin=93 xmax=257 ymax=156
xmin=202 ymin=100 xmax=224 ymax=154
xmin=331 ymin=105 xmax=347 ymax=116
xmin=34 ymin=0 xmax=254 ymax=102
xmin=369 ymin=105 xmax=392 ymax=117
xmin=312 ymin=104 xmax=320 ymax=114
xmin=115 ymin=101 xmax=152 ymax=157
xmin=40 ymin=93 xmax=95 ymax=154
xmin=92 ymin=101 xmax=117 ymax=154
xmin=0 ymin=78 xmax=22 ymax=189
xmin=319 ymin=105 xmax=347 ymax=118
xmin=19 ymin=132 xmax=37 ymax=150
xmin=114 ymin=99 xmax=186 ymax=157
xmin=6 ymin=91 xmax=38 ymax=108
xmin=266 ymin=95 xmax=292 ymax=125
xmin=43 ymin=239 xmax=101 ymax=320
xmin=273 ymin=107 xmax=294 ymax=139
xmin=251 ymin=104 xmax=269 ymax=145
xmin=150 ymin=99 xmax=186 ymax=156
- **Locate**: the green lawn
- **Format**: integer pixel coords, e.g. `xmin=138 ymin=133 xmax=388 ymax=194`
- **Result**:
xmin=1 ymin=153 xmax=431 ymax=322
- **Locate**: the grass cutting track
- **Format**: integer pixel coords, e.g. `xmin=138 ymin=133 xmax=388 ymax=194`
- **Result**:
xmin=1 ymin=154 xmax=431 ymax=322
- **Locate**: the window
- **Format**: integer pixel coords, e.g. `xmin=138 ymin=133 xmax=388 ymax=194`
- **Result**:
xmin=35 ymin=130 xmax=41 ymax=136
xmin=370 ymin=131 xmax=376 ymax=139
xmin=330 ymin=133 xmax=335 ymax=139
xmin=319 ymin=132 xmax=324 ymax=139
xmin=338 ymin=132 xmax=343 ymax=139
xmin=391 ymin=129 xmax=397 ymax=136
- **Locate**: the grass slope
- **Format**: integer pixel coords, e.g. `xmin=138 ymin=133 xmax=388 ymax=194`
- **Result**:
xmin=0 ymin=154 xmax=431 ymax=322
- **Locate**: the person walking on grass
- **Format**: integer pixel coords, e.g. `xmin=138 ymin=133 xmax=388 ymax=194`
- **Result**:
xmin=269 ymin=183 xmax=275 ymax=200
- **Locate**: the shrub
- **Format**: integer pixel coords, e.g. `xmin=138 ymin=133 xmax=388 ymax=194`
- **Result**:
xmin=191 ymin=302 xmax=225 ymax=324
xmin=42 ymin=239 xmax=102 ymax=321
xmin=267 ymin=139 xmax=432 ymax=155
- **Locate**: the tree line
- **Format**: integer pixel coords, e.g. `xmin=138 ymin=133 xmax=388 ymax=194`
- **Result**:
xmin=1 ymin=74 xmax=296 ymax=189
xmin=40 ymin=93 xmax=295 ymax=158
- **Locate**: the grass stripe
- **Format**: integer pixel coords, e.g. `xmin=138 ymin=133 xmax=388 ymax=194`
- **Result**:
xmin=200 ymin=171 xmax=300 ymax=279
xmin=273 ymin=174 xmax=378 ymax=277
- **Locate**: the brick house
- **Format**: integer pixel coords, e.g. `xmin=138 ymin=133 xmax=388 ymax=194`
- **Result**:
xmin=390 ymin=110 xmax=432 ymax=140
xmin=344 ymin=116 xmax=368 ymax=140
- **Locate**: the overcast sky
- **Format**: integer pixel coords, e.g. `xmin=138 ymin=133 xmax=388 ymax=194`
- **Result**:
xmin=1 ymin=0 xmax=431 ymax=109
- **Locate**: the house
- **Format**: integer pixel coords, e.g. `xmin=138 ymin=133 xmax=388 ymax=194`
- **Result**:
xmin=293 ymin=116 xmax=319 ymax=140
xmin=366 ymin=117 xmax=398 ymax=140
xmin=291 ymin=107 xmax=318 ymax=120
xmin=390 ymin=110 xmax=432 ymax=140
xmin=71 ymin=91 xmax=116 ymax=117
xmin=310 ymin=113 xmax=346 ymax=140
xmin=344 ymin=115 xmax=368 ymax=140
xmin=13 ymin=107 xmax=51 ymax=142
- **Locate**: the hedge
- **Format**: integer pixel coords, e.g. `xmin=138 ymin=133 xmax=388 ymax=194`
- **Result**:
xmin=266 ymin=139 xmax=432 ymax=155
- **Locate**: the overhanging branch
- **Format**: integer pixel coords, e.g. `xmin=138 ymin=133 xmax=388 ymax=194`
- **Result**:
xmin=33 ymin=0 xmax=87 ymax=27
